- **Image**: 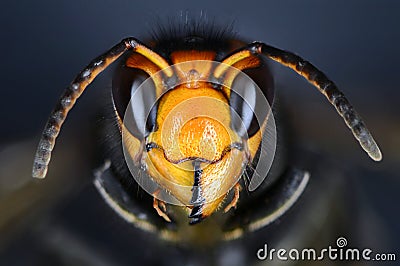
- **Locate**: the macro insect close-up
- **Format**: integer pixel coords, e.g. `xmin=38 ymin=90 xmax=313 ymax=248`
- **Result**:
xmin=1 ymin=1 xmax=399 ymax=265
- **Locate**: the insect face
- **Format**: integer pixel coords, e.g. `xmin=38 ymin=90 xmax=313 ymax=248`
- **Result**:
xmin=119 ymin=59 xmax=275 ymax=224
xmin=32 ymin=25 xmax=382 ymax=234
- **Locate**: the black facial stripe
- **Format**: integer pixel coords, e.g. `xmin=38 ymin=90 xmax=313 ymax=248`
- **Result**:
xmin=188 ymin=160 xmax=205 ymax=224
xmin=190 ymin=160 xmax=204 ymax=206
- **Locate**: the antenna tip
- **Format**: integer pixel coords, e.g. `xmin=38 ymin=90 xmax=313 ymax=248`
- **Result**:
xmin=32 ymin=163 xmax=48 ymax=179
xmin=369 ymin=149 xmax=383 ymax=162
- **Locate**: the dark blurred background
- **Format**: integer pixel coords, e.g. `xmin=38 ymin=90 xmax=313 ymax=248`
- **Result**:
xmin=0 ymin=0 xmax=399 ymax=265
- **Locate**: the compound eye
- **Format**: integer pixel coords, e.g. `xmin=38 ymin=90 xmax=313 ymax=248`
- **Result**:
xmin=112 ymin=65 xmax=157 ymax=139
xmin=229 ymin=74 xmax=259 ymax=138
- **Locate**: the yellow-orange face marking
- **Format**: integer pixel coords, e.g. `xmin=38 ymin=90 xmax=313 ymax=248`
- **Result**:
xmin=222 ymin=55 xmax=262 ymax=98
xmin=126 ymin=54 xmax=165 ymax=96
xmin=170 ymin=51 xmax=216 ymax=88
xmin=170 ymin=50 xmax=216 ymax=64
xmin=149 ymin=85 xmax=240 ymax=162
xmin=139 ymin=82 xmax=247 ymax=209
xmin=178 ymin=117 xmax=229 ymax=161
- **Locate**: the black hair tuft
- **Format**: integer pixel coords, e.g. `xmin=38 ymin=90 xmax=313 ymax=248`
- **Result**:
xmin=147 ymin=12 xmax=238 ymax=60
